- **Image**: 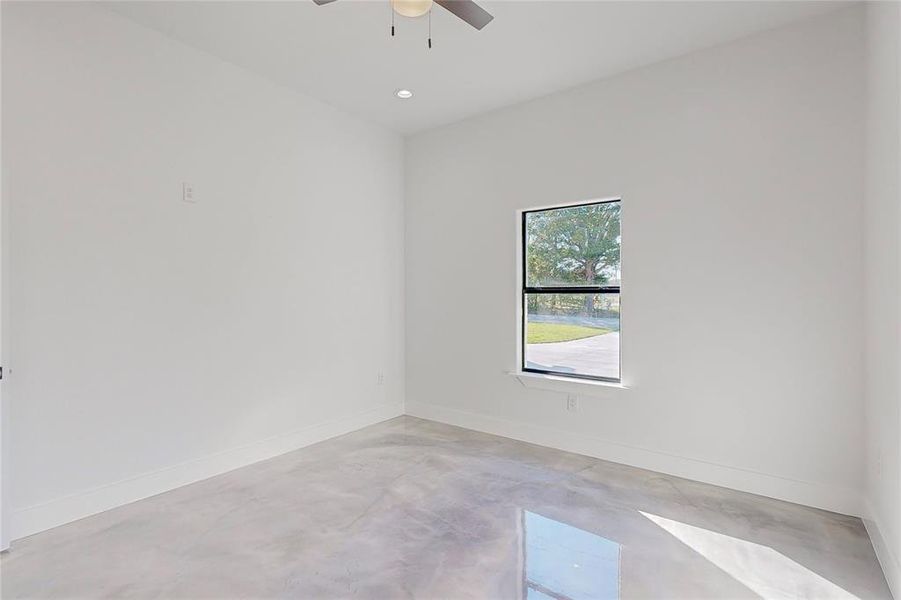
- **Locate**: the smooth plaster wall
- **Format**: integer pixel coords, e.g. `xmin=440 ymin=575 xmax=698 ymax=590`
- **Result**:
xmin=405 ymin=8 xmax=866 ymax=516
xmin=864 ymin=2 xmax=901 ymax=595
xmin=1 ymin=2 xmax=405 ymax=539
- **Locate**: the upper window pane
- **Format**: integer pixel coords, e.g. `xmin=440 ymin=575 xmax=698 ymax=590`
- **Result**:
xmin=525 ymin=201 xmax=621 ymax=288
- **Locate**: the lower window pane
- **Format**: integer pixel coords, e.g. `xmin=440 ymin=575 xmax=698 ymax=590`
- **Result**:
xmin=524 ymin=293 xmax=620 ymax=380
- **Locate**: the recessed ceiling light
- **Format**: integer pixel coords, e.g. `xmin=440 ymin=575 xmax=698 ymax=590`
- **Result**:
xmin=395 ymin=89 xmax=413 ymax=99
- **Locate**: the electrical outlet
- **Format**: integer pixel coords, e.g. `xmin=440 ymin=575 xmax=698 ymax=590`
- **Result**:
xmin=566 ymin=394 xmax=579 ymax=412
xmin=377 ymin=372 xmax=385 ymax=385
xmin=182 ymin=182 xmax=196 ymax=203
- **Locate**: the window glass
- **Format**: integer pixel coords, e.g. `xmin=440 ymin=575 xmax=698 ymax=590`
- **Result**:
xmin=524 ymin=293 xmax=620 ymax=380
xmin=525 ymin=202 xmax=621 ymax=288
xmin=523 ymin=200 xmax=621 ymax=381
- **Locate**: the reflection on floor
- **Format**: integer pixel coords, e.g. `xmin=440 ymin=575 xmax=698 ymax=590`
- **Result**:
xmin=523 ymin=511 xmax=621 ymax=599
xmin=1 ymin=416 xmax=891 ymax=599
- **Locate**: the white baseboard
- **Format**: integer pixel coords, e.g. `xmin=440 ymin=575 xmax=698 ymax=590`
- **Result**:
xmin=11 ymin=401 xmax=404 ymax=541
xmin=864 ymin=501 xmax=901 ymax=599
xmin=405 ymin=401 xmax=863 ymax=517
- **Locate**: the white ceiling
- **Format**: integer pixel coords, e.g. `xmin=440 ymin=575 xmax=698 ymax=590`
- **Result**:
xmin=104 ymin=0 xmax=847 ymax=135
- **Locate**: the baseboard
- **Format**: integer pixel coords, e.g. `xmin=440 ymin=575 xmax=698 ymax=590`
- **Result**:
xmin=864 ymin=501 xmax=901 ymax=599
xmin=405 ymin=401 xmax=862 ymax=517
xmin=11 ymin=401 xmax=404 ymax=541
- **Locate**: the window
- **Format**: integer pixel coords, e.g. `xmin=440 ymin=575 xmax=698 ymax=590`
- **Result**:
xmin=522 ymin=199 xmax=621 ymax=382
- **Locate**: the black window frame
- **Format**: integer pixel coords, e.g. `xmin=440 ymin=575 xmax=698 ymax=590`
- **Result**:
xmin=521 ymin=198 xmax=622 ymax=383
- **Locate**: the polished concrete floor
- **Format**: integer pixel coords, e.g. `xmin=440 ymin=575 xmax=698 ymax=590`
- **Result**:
xmin=1 ymin=416 xmax=891 ymax=599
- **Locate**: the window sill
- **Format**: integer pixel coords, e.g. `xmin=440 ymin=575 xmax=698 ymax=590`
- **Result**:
xmin=509 ymin=371 xmax=630 ymax=397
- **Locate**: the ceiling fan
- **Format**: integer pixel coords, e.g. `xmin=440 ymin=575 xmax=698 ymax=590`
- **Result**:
xmin=312 ymin=0 xmax=494 ymax=31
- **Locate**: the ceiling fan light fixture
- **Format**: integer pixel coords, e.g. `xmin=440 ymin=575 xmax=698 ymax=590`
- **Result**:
xmin=313 ymin=0 xmax=492 ymax=31
xmin=395 ymin=89 xmax=414 ymax=99
xmin=391 ymin=0 xmax=432 ymax=18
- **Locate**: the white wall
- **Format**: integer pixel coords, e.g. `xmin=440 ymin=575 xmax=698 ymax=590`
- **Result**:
xmin=864 ymin=2 xmax=901 ymax=595
xmin=405 ymin=8 xmax=866 ymax=516
xmin=1 ymin=2 xmax=404 ymax=540
xmin=0 ymin=0 xmax=9 ymax=552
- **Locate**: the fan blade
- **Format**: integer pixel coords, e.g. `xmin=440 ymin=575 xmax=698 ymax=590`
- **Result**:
xmin=435 ymin=0 xmax=493 ymax=30
xmin=312 ymin=0 xmax=338 ymax=5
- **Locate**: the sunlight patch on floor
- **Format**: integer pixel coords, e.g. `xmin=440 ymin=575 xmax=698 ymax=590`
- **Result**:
xmin=641 ymin=512 xmax=858 ymax=600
